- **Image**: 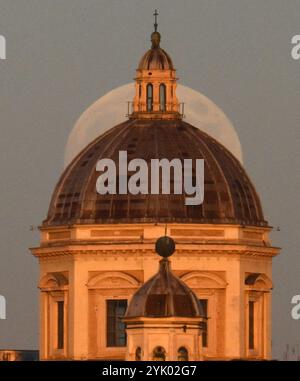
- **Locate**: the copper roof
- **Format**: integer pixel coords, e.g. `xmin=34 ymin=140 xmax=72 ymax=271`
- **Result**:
xmin=44 ymin=119 xmax=266 ymax=227
xmin=125 ymin=258 xmax=203 ymax=318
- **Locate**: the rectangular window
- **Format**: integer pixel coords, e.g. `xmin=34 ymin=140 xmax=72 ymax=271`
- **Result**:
xmin=57 ymin=301 xmax=64 ymax=349
xmin=249 ymin=301 xmax=255 ymax=349
xmin=199 ymin=299 xmax=208 ymax=348
xmin=106 ymin=299 xmax=127 ymax=347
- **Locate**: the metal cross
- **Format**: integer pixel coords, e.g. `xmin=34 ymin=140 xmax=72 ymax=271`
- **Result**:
xmin=153 ymin=9 xmax=158 ymax=32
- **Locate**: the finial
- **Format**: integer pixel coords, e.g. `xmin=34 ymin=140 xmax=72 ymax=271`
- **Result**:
xmin=151 ymin=9 xmax=161 ymax=49
xmin=153 ymin=9 xmax=158 ymax=32
xmin=155 ymin=236 xmax=175 ymax=258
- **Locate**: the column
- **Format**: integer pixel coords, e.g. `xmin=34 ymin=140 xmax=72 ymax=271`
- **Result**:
xmin=69 ymin=259 xmax=89 ymax=359
xmin=224 ymin=259 xmax=245 ymax=358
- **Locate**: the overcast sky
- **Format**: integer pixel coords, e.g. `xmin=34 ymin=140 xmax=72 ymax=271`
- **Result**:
xmin=0 ymin=0 xmax=300 ymax=359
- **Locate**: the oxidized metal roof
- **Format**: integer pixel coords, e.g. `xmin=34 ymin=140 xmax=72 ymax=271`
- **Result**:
xmin=125 ymin=258 xmax=204 ymax=318
xmin=44 ymin=119 xmax=266 ymax=227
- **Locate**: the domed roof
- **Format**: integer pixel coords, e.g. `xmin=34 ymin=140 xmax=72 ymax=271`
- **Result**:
xmin=44 ymin=119 xmax=266 ymax=227
xmin=138 ymin=47 xmax=174 ymax=70
xmin=125 ymin=257 xmax=203 ymax=318
xmin=138 ymin=31 xmax=174 ymax=70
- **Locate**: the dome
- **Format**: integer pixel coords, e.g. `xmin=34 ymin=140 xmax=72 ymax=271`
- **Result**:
xmin=44 ymin=118 xmax=266 ymax=227
xmin=138 ymin=31 xmax=174 ymax=70
xmin=138 ymin=47 xmax=174 ymax=70
xmin=125 ymin=258 xmax=203 ymax=318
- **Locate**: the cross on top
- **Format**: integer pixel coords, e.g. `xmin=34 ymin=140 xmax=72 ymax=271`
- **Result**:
xmin=153 ymin=9 xmax=158 ymax=32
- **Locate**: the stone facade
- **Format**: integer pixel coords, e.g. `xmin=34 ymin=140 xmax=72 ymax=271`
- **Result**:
xmin=31 ymin=223 xmax=278 ymax=360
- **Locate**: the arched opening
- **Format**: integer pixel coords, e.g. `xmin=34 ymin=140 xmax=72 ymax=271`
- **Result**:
xmin=135 ymin=347 xmax=142 ymax=361
xmin=152 ymin=346 xmax=166 ymax=361
xmin=159 ymin=83 xmax=166 ymax=111
xmin=146 ymin=83 xmax=153 ymax=111
xmin=178 ymin=346 xmax=189 ymax=361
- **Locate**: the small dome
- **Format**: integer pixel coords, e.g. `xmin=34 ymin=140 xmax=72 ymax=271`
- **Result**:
xmin=138 ymin=30 xmax=174 ymax=70
xmin=138 ymin=47 xmax=174 ymax=70
xmin=125 ymin=258 xmax=203 ymax=318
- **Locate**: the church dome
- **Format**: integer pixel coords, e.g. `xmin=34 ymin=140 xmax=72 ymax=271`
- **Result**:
xmin=44 ymin=17 xmax=266 ymax=228
xmin=44 ymin=118 xmax=266 ymax=227
xmin=138 ymin=31 xmax=174 ymax=70
xmin=125 ymin=257 xmax=203 ymax=318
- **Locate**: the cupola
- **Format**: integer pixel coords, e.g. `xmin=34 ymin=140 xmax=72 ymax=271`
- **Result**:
xmin=124 ymin=236 xmax=205 ymax=361
xmin=131 ymin=10 xmax=181 ymax=119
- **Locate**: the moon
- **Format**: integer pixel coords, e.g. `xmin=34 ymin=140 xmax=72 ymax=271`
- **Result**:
xmin=64 ymin=83 xmax=243 ymax=167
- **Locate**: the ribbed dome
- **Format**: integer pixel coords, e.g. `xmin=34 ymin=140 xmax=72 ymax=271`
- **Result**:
xmin=125 ymin=258 xmax=203 ymax=318
xmin=138 ymin=47 xmax=174 ymax=70
xmin=44 ymin=119 xmax=266 ymax=227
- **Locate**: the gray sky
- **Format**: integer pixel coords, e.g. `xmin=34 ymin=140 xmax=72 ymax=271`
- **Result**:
xmin=0 ymin=0 xmax=299 ymax=359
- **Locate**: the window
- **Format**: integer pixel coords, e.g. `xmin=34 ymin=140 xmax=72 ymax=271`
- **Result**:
xmin=199 ymin=299 xmax=208 ymax=348
xmin=159 ymin=83 xmax=166 ymax=111
xmin=152 ymin=346 xmax=166 ymax=361
xmin=146 ymin=84 xmax=153 ymax=111
xmin=106 ymin=299 xmax=127 ymax=347
xmin=135 ymin=347 xmax=142 ymax=361
xmin=57 ymin=301 xmax=64 ymax=349
xmin=178 ymin=346 xmax=189 ymax=361
xmin=249 ymin=301 xmax=255 ymax=349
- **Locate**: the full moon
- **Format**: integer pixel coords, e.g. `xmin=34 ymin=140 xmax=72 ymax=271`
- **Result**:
xmin=64 ymin=83 xmax=243 ymax=167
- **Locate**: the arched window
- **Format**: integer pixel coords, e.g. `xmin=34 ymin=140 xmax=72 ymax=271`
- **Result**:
xmin=178 ymin=346 xmax=189 ymax=361
xmin=139 ymin=84 xmax=142 ymax=98
xmin=135 ymin=347 xmax=142 ymax=361
xmin=146 ymin=83 xmax=153 ymax=111
xmin=159 ymin=83 xmax=166 ymax=111
xmin=152 ymin=346 xmax=166 ymax=361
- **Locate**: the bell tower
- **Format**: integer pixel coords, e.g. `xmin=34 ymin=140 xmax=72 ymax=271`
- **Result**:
xmin=131 ymin=10 xmax=181 ymax=119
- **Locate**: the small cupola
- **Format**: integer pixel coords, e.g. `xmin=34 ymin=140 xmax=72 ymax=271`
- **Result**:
xmin=124 ymin=235 xmax=205 ymax=361
xmin=125 ymin=237 xmax=203 ymax=318
xmin=130 ymin=10 xmax=181 ymax=120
